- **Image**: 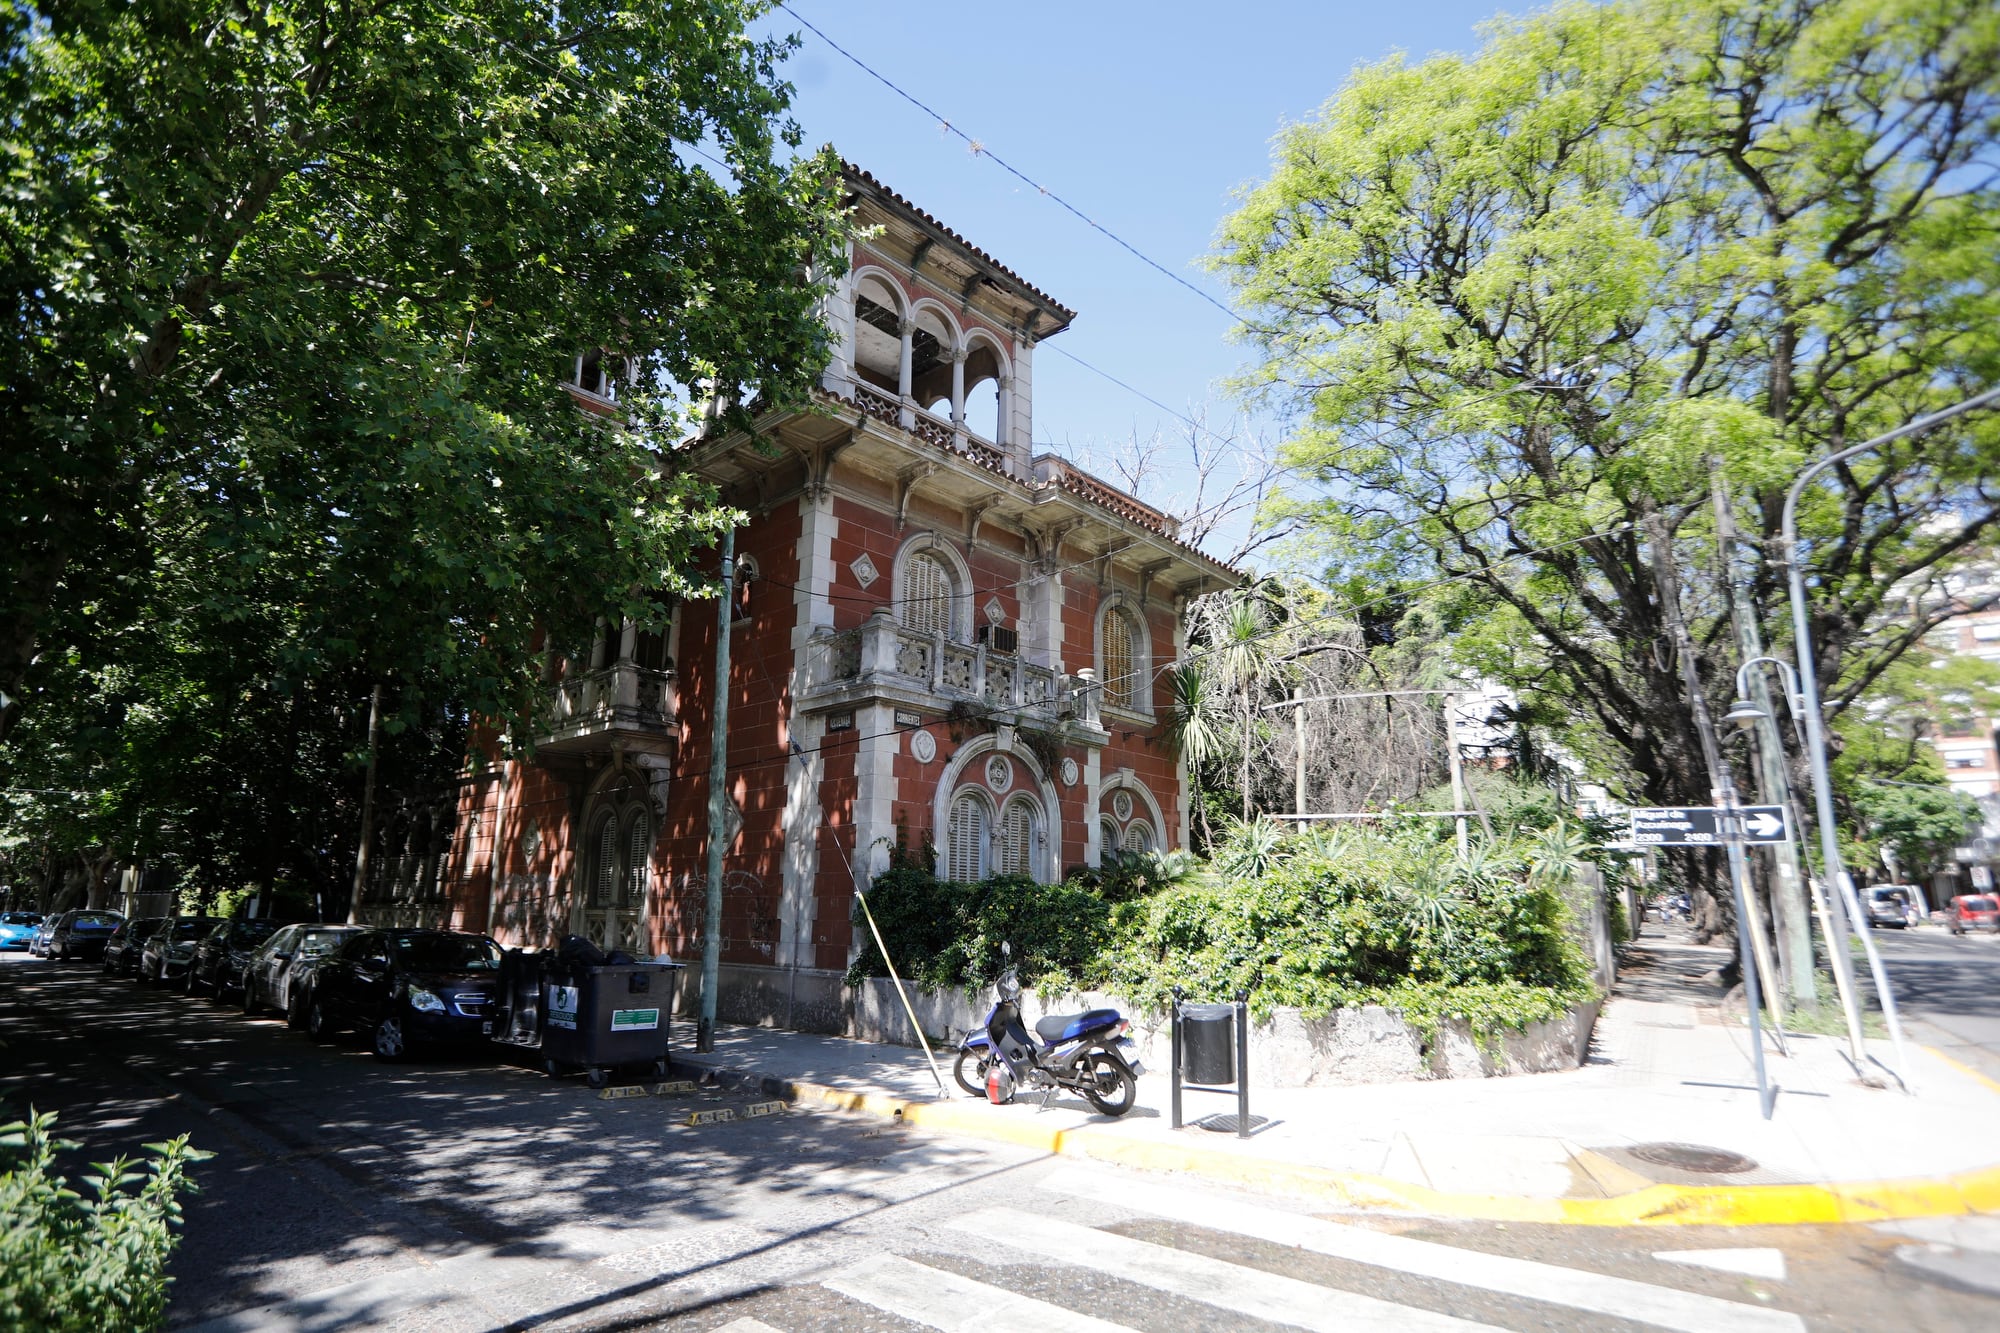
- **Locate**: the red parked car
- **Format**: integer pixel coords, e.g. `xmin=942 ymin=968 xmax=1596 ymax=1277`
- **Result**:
xmin=1947 ymin=895 xmax=2000 ymax=935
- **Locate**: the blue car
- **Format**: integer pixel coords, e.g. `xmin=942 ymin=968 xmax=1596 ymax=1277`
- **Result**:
xmin=0 ymin=912 xmax=44 ymax=951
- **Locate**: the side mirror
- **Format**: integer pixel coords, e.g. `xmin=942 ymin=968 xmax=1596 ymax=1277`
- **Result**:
xmin=273 ymin=951 xmax=293 ymax=963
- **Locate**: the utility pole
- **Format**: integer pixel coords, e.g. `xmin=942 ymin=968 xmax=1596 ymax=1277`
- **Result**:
xmin=1445 ymin=694 xmax=1469 ymax=857
xmin=1711 ymin=475 xmax=1817 ymax=1013
xmin=697 ymin=528 xmax=737 ymax=1054
xmin=1647 ymin=512 xmax=1781 ymax=1115
xmin=346 ymin=685 xmax=383 ymax=926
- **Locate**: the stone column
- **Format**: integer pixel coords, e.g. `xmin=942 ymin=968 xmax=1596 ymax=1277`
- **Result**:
xmin=949 ymin=346 xmax=967 ymax=429
xmin=780 ymin=489 xmax=837 ymax=975
xmin=896 ymin=319 xmax=916 ymax=429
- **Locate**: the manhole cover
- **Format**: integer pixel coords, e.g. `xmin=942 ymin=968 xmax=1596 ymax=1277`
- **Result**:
xmin=1194 ymin=1113 xmax=1269 ymax=1134
xmin=1626 ymin=1142 xmax=1758 ymax=1174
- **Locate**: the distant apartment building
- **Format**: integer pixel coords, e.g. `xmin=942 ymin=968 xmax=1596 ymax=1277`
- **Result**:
xmin=1928 ymin=603 xmax=2000 ymax=828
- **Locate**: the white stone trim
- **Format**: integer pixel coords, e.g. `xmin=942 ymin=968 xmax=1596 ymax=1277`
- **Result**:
xmin=892 ymin=529 xmax=974 ymax=643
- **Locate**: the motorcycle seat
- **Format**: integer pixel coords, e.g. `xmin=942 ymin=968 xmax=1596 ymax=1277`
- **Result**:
xmin=1034 ymin=1008 xmax=1121 ymax=1044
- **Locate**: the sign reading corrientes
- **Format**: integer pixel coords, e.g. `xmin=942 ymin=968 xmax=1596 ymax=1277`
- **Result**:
xmin=1630 ymin=806 xmax=1789 ymax=846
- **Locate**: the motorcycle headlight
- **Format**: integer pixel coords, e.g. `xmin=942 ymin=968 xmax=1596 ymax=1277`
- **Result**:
xmin=407 ymin=986 xmax=447 ymax=1014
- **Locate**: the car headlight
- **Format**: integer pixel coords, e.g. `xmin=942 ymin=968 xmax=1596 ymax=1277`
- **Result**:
xmin=407 ymin=986 xmax=447 ymax=1014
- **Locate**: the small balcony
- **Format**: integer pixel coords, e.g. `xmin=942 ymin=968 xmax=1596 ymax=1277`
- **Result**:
xmin=533 ymin=662 xmax=679 ymax=761
xmin=800 ymin=607 xmax=1104 ymax=741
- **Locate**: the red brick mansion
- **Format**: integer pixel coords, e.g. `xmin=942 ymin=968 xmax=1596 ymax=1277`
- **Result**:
xmin=407 ymin=167 xmax=1235 ymax=1029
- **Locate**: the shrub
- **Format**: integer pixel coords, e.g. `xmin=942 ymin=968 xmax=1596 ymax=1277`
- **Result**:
xmin=848 ymin=865 xmax=1111 ymax=993
xmin=1101 ymin=825 xmax=1596 ymax=1046
xmin=0 ymin=1109 xmax=205 ymax=1333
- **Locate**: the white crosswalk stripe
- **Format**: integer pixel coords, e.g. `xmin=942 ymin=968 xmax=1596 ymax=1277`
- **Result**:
xmin=823 ymin=1252 xmax=1134 ymax=1332
xmin=1038 ymin=1167 xmax=1806 ymax=1333
xmin=947 ymin=1206 xmax=1500 ymax=1331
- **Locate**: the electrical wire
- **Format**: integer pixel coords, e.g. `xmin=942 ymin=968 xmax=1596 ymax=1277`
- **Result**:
xmin=777 ymin=2 xmax=1236 ymax=323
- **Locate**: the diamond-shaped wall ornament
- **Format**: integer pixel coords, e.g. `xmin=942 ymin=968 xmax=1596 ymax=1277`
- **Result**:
xmin=850 ymin=553 xmax=879 ymax=589
xmin=983 ymin=597 xmax=1006 ymax=626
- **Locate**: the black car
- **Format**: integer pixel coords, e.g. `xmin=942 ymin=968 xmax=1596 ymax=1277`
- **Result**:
xmin=307 ymin=929 xmax=503 ymax=1061
xmin=101 ymin=917 xmax=167 ymax=977
xmin=186 ymin=918 xmax=280 ymax=998
xmin=241 ymin=924 xmax=362 ymax=1026
xmin=138 ymin=916 xmax=222 ymax=985
xmin=46 ymin=909 xmax=125 ymax=962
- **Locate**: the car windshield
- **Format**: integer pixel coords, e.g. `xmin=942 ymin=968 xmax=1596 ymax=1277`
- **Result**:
xmin=392 ymin=934 xmax=502 ymax=971
xmin=1966 ymin=897 xmax=1999 ymax=912
xmin=298 ymin=930 xmax=355 ymax=956
xmin=228 ymin=921 xmax=278 ymax=946
xmin=171 ymin=919 xmax=214 ymax=939
xmin=2 ymin=913 xmax=40 ymax=925
xmin=72 ymin=913 xmax=121 ymax=928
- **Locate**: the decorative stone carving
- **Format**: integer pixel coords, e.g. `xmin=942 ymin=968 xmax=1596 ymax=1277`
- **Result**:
xmin=985 ymin=754 xmax=1013 ymax=793
xmin=910 ymin=730 xmax=938 ymax=763
xmin=850 ymin=553 xmax=879 ymax=589
xmin=1112 ymin=790 xmax=1134 ymax=821
xmin=1060 ymin=757 xmax=1079 ymax=787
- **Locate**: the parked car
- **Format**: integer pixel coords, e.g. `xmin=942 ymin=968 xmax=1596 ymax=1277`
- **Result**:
xmin=101 ymin=916 xmax=167 ymax=977
xmin=1866 ymin=885 xmax=1917 ymax=929
xmin=138 ymin=916 xmax=222 ymax=985
xmin=264 ymin=926 xmax=364 ymax=1028
xmin=27 ymin=916 xmax=59 ymax=957
xmin=186 ymin=918 xmax=280 ymax=998
xmin=0 ymin=911 xmax=43 ymax=951
xmin=1948 ymin=894 xmax=2000 ymax=935
xmin=307 ymin=929 xmax=504 ymax=1061
xmin=46 ymin=909 xmax=125 ymax=961
xmin=241 ymin=924 xmax=360 ymax=1021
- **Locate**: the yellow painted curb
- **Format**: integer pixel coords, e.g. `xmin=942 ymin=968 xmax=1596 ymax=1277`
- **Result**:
xmin=1919 ymin=1042 xmax=2000 ymax=1098
xmin=773 ymin=1074 xmax=2000 ymax=1228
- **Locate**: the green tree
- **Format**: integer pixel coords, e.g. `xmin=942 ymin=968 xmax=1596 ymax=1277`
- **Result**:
xmin=1215 ymin=0 xmax=2000 ymax=829
xmin=2 ymin=0 xmax=848 ymax=747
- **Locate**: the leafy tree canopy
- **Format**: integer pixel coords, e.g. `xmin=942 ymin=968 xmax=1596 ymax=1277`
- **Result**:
xmin=1 ymin=1 xmax=847 ymax=894
xmin=1216 ymin=0 xmax=2000 ymax=816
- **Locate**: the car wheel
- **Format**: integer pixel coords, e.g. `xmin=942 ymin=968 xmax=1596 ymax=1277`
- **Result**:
xmin=307 ymin=999 xmax=339 ymax=1043
xmin=182 ymin=964 xmax=198 ymax=995
xmin=373 ymin=1016 xmax=408 ymax=1063
xmin=287 ymin=988 xmax=309 ymax=1030
xmin=242 ymin=977 xmax=260 ymax=1015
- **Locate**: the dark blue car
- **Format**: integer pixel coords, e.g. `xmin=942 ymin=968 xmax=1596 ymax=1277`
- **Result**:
xmin=47 ymin=910 xmax=125 ymax=962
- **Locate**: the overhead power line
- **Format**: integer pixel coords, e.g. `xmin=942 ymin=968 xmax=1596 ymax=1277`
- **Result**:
xmin=777 ymin=2 xmax=1237 ymax=323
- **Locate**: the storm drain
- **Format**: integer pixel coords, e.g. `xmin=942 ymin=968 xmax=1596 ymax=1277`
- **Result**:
xmin=1625 ymin=1142 xmax=1759 ymax=1174
xmin=1194 ymin=1113 xmax=1270 ymax=1134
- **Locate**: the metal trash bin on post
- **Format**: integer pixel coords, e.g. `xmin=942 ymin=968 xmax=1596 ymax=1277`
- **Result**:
xmin=1170 ymin=989 xmax=1253 ymax=1138
xmin=540 ymin=959 xmax=684 ymax=1089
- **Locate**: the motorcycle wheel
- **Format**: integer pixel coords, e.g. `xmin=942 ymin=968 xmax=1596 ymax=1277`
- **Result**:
xmin=1079 ymin=1052 xmax=1137 ymax=1117
xmin=953 ymin=1047 xmax=990 ymax=1097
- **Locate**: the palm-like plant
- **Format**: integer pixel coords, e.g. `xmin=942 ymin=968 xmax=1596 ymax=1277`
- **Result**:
xmin=1186 ymin=588 xmax=1281 ymax=821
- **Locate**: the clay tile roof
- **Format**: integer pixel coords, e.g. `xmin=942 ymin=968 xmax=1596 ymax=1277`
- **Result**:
xmin=843 ymin=163 xmax=1077 ymax=327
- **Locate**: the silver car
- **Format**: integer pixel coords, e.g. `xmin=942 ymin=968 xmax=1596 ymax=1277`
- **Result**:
xmin=241 ymin=924 xmax=362 ymax=1027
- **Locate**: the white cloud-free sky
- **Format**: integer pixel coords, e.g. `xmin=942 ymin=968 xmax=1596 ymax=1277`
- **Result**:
xmin=755 ymin=1 xmax=1513 ymax=553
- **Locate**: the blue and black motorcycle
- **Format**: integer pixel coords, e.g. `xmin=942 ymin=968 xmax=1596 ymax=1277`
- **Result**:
xmin=953 ymin=945 xmax=1143 ymax=1116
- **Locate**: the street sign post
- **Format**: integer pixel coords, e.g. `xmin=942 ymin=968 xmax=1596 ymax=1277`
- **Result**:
xmin=1630 ymin=805 xmax=1788 ymax=846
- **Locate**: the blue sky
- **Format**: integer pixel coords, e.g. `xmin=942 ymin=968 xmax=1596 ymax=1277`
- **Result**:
xmin=755 ymin=1 xmax=1516 ymax=550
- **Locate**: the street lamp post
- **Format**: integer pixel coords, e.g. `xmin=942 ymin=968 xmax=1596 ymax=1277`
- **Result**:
xmin=1781 ymin=385 xmax=2000 ymax=1091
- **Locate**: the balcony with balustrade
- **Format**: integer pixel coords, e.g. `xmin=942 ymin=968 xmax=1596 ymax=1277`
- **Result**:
xmin=532 ymin=660 xmax=680 ymax=762
xmin=799 ymin=607 xmax=1104 ymax=742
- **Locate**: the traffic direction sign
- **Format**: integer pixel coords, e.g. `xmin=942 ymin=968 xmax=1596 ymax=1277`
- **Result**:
xmin=1629 ymin=805 xmax=1789 ymax=846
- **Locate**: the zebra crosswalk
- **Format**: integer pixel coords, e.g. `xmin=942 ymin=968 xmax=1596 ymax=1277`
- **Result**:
xmin=799 ymin=1168 xmax=1811 ymax=1333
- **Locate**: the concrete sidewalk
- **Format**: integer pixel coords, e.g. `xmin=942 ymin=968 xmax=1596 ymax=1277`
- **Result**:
xmin=670 ymin=932 xmax=2000 ymax=1227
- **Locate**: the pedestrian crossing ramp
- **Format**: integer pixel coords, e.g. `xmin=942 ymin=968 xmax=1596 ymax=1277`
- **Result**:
xmin=795 ymin=1169 xmax=1806 ymax=1333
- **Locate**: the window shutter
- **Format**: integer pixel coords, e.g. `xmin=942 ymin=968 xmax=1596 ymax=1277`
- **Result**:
xmin=592 ymin=817 xmax=617 ymax=907
xmin=1100 ymin=817 xmax=1120 ymax=858
xmin=902 ymin=553 xmax=952 ymax=639
xmin=623 ymin=813 xmax=651 ymax=907
xmin=947 ymin=794 xmax=987 ymax=882
xmin=1125 ymin=821 xmax=1154 ymax=854
xmin=1103 ymin=610 xmax=1135 ymax=708
xmin=996 ymin=799 xmax=1035 ymax=878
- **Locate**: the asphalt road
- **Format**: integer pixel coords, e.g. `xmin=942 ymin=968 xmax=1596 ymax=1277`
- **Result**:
xmin=1865 ymin=924 xmax=2000 ymax=1085
xmin=3 ymin=949 xmax=1998 ymax=1332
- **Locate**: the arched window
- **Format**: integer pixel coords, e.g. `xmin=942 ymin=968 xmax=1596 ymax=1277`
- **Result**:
xmin=994 ymin=797 xmax=1038 ymax=878
xmin=1124 ymin=820 xmax=1155 ymax=855
xmin=902 ymin=551 xmax=954 ymax=639
xmin=947 ymin=792 xmax=990 ymax=882
xmin=1102 ymin=606 xmax=1140 ymax=709
xmin=1100 ymin=817 xmax=1121 ymax=859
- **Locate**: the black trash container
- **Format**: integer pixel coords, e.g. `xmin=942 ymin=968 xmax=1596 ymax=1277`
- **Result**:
xmin=1179 ymin=1002 xmax=1236 ymax=1085
xmin=540 ymin=960 xmax=684 ymax=1087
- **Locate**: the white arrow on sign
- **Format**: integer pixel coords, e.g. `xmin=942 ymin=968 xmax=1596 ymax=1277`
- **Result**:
xmin=1743 ymin=811 xmax=1784 ymax=838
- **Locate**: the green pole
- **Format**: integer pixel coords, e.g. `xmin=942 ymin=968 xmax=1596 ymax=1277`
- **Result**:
xmin=697 ymin=528 xmax=736 ymax=1053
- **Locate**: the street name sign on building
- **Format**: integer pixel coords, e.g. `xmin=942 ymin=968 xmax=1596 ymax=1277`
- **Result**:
xmin=1630 ymin=806 xmax=1788 ymax=846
